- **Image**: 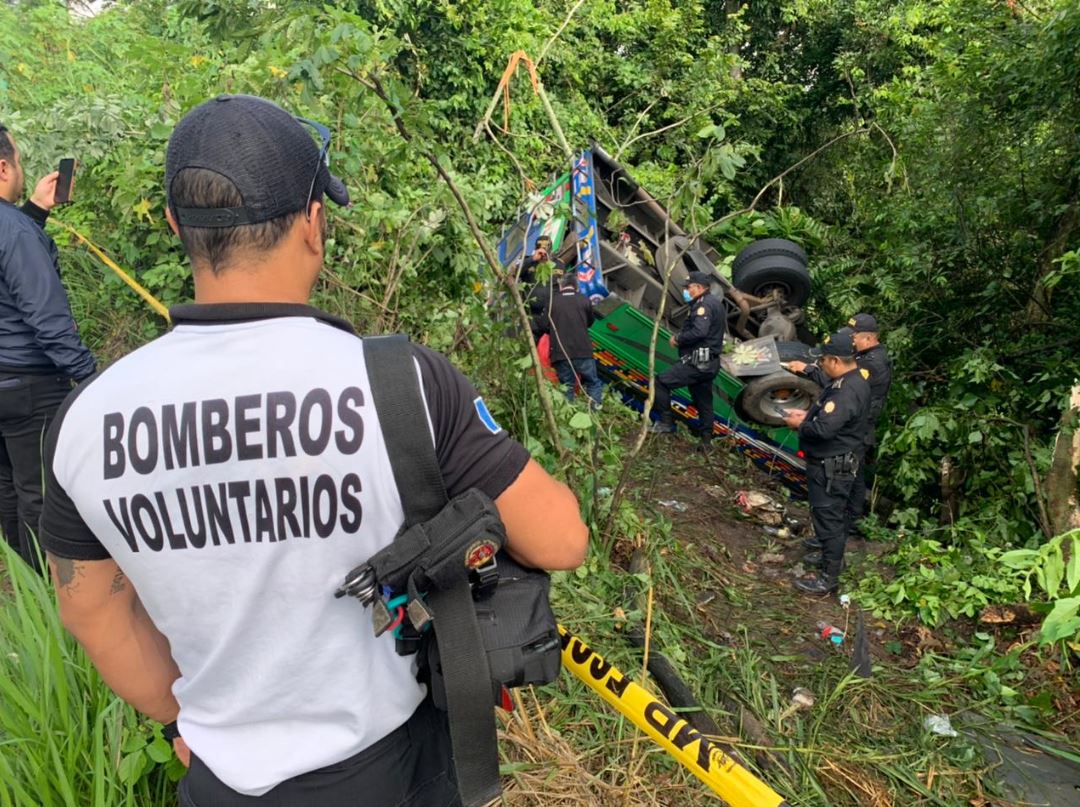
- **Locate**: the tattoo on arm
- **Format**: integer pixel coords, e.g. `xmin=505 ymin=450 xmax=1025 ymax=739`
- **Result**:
xmin=53 ymin=556 xmax=83 ymax=591
xmin=109 ymin=569 xmax=126 ymax=595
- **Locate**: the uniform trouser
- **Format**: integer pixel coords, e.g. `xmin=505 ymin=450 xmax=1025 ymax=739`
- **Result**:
xmin=552 ymin=358 xmax=604 ymax=405
xmin=807 ymin=461 xmax=859 ymax=575
xmin=654 ymin=361 xmax=718 ymax=437
xmin=0 ymin=373 xmax=72 ymax=572
xmin=845 ymin=441 xmax=875 ymax=531
xmin=178 ymin=698 xmax=461 ymax=807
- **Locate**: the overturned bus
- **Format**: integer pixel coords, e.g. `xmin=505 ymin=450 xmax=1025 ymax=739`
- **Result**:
xmin=498 ymin=145 xmax=821 ymax=492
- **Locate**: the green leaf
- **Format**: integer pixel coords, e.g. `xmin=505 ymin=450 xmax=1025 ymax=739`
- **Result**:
xmin=1039 ymin=597 xmax=1080 ymax=644
xmin=1044 ymin=543 xmax=1065 ymax=598
xmin=568 ymin=412 xmax=592 ymax=430
xmin=998 ymin=549 xmax=1038 ymax=568
xmin=118 ymin=750 xmax=147 ymax=784
xmin=968 ymin=430 xmax=983 ymax=444
xmin=1068 ymin=536 xmax=1080 ymax=594
xmin=120 ymin=733 xmax=146 ymax=754
xmin=146 ymin=737 xmax=173 ymax=764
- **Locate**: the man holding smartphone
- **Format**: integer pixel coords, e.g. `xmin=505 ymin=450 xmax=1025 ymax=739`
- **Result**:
xmin=0 ymin=124 xmax=96 ymax=569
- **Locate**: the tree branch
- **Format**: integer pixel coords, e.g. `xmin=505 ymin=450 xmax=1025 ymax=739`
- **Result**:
xmin=338 ymin=65 xmax=566 ymax=457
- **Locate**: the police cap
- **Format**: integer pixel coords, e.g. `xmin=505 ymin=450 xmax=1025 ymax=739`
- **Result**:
xmin=847 ymin=313 xmax=879 ymax=333
xmin=810 ymin=331 xmax=856 ymax=358
xmin=684 ymin=271 xmax=713 ymax=288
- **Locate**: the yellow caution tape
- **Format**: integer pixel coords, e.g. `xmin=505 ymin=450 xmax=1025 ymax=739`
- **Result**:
xmin=558 ymin=625 xmax=789 ymax=807
xmin=54 ymin=220 xmax=171 ymax=323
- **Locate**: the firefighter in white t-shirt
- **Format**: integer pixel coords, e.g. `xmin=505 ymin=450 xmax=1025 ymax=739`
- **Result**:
xmin=40 ymin=95 xmax=588 ymax=807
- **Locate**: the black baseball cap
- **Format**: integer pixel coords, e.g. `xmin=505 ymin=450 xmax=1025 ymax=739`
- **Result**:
xmin=685 ymin=271 xmax=713 ymax=287
xmin=810 ymin=331 xmax=856 ymax=358
xmin=847 ymin=313 xmax=879 ymax=333
xmin=165 ymin=94 xmax=350 ymax=228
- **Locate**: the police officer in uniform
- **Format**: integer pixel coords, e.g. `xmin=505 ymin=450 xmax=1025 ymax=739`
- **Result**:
xmin=788 ymin=313 xmax=891 ymax=538
xmin=781 ymin=331 xmax=870 ymax=595
xmin=38 ymin=95 xmax=588 ymax=806
xmin=847 ymin=313 xmax=891 ymax=526
xmin=648 ymin=271 xmax=725 ymax=448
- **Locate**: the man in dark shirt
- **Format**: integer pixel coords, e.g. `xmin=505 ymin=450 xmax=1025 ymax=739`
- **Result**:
xmin=648 ymin=271 xmax=726 ymax=448
xmin=0 ymin=124 xmax=96 ymax=569
xmin=518 ymin=235 xmax=554 ymax=287
xmin=781 ymin=331 xmax=870 ymax=595
xmin=537 ymin=271 xmax=602 ymax=407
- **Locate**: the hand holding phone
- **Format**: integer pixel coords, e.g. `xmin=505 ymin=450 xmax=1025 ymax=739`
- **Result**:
xmin=54 ymin=158 xmax=76 ymax=205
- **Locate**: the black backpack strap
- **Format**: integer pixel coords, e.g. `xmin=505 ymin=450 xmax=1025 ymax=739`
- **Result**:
xmin=364 ymin=335 xmax=448 ymax=525
xmin=364 ymin=335 xmax=501 ymax=807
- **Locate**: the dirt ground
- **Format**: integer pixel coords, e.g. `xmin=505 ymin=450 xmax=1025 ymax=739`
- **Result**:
xmin=627 ymin=433 xmax=903 ymax=668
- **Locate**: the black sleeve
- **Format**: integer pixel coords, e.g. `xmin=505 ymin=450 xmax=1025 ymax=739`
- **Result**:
xmin=798 ymin=388 xmax=856 ymax=443
xmin=20 ymin=200 xmax=49 ymax=229
xmin=3 ymin=229 xmax=97 ymax=380
xmin=583 ymin=297 xmax=595 ymax=327
xmin=677 ymin=308 xmax=710 ymax=348
xmin=39 ymin=375 xmax=111 ymax=560
xmin=800 ymin=363 xmax=829 ymax=388
xmin=412 ymin=345 xmax=530 ymax=501
xmin=518 ymin=256 xmax=538 ymax=285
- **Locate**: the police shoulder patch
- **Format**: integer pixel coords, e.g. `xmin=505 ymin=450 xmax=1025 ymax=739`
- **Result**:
xmin=860 ymin=368 xmax=871 ymax=380
xmin=473 ymin=396 xmax=502 ymax=435
xmin=824 ymin=401 xmax=836 ymax=414
xmin=697 ymin=306 xmax=706 ymax=316
xmin=848 ymin=317 xmax=857 ymax=327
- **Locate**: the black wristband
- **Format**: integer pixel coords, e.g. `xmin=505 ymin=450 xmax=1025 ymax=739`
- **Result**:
xmin=161 ymin=721 xmax=181 ymax=742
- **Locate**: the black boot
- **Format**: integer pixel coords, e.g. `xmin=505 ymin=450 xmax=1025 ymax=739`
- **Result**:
xmin=694 ymin=432 xmax=713 ymax=453
xmin=802 ymin=550 xmax=823 ymax=567
xmin=795 ymin=560 xmax=841 ymax=596
xmin=648 ymin=413 xmax=676 ymax=434
xmin=801 ymin=537 xmax=823 ymax=551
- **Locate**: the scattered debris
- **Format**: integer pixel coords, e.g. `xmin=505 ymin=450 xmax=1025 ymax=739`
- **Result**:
xmin=816 ymin=622 xmax=845 ymax=645
xmin=734 ymin=490 xmax=784 ymax=525
xmin=790 ymin=562 xmax=807 ymax=577
xmin=762 ymin=525 xmax=791 ymax=539
xmin=695 ymin=591 xmax=717 ymax=610
xmin=777 ymin=687 xmax=816 ymax=724
xmin=597 ymin=486 xmax=612 ymax=497
xmin=760 ymin=552 xmax=786 ymax=565
xmin=978 ymin=603 xmax=1043 ymax=626
xmin=839 ymin=593 xmax=851 ymax=608
xmin=742 ymin=560 xmax=759 ymax=574
xmin=924 ymin=714 xmax=959 ymax=737
xmin=657 ymin=499 xmax=688 ymax=512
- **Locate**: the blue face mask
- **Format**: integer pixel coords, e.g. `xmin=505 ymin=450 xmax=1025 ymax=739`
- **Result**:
xmin=682 ymin=289 xmax=693 ymax=303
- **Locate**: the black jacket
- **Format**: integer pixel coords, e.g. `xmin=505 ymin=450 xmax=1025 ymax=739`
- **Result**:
xmin=675 ymin=292 xmax=725 ymax=356
xmin=798 ymin=368 xmax=870 ymax=459
xmin=799 ymin=343 xmax=891 ymax=429
xmin=856 ymin=343 xmax=892 ymax=422
xmin=0 ymin=200 xmax=95 ymax=380
xmin=537 ymin=282 xmax=595 ymax=362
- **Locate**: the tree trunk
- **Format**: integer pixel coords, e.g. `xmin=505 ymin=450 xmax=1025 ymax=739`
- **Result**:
xmin=1046 ymin=383 xmax=1080 ymax=536
xmin=1025 ymin=198 xmax=1077 ymax=324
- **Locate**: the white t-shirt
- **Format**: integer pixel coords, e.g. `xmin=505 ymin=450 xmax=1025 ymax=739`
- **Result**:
xmin=40 ymin=303 xmax=529 ymax=796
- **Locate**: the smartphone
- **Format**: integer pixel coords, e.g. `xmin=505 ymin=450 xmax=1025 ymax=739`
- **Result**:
xmin=55 ymin=158 xmax=76 ymax=205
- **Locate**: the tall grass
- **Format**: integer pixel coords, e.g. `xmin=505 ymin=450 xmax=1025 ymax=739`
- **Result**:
xmin=0 ymin=543 xmax=175 ymax=807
